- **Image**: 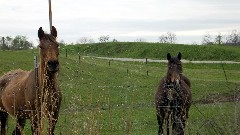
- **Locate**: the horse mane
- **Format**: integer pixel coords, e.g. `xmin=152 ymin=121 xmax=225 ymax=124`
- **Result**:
xmin=41 ymin=34 xmax=57 ymax=42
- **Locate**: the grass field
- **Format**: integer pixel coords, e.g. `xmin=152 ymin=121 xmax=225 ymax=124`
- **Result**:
xmin=0 ymin=44 xmax=239 ymax=135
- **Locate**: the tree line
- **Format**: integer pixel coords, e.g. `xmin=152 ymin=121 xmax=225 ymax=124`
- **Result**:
xmin=75 ymin=30 xmax=240 ymax=45
xmin=202 ymin=30 xmax=240 ymax=45
xmin=0 ymin=35 xmax=33 ymax=50
xmin=1 ymin=29 xmax=240 ymax=50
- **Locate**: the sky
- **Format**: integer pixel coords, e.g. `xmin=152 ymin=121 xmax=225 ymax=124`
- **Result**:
xmin=0 ymin=0 xmax=240 ymax=46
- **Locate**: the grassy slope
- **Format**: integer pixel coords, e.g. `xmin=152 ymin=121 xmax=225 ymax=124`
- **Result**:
xmin=0 ymin=48 xmax=239 ymax=134
xmin=64 ymin=42 xmax=240 ymax=61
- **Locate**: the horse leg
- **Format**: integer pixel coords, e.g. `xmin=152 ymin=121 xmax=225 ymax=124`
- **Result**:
xmin=157 ymin=112 xmax=164 ymax=135
xmin=0 ymin=111 xmax=8 ymax=135
xmin=12 ymin=118 xmax=26 ymax=135
xmin=48 ymin=94 xmax=61 ymax=135
xmin=166 ymin=112 xmax=171 ymax=135
xmin=31 ymin=119 xmax=39 ymax=135
xmin=48 ymin=110 xmax=60 ymax=135
xmin=179 ymin=112 xmax=187 ymax=135
xmin=166 ymin=118 xmax=170 ymax=135
xmin=172 ymin=112 xmax=185 ymax=135
xmin=30 ymin=111 xmax=41 ymax=135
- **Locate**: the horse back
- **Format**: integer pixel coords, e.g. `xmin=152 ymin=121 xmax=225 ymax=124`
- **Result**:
xmin=0 ymin=69 xmax=28 ymax=97
xmin=0 ymin=69 xmax=33 ymax=116
xmin=182 ymin=75 xmax=191 ymax=88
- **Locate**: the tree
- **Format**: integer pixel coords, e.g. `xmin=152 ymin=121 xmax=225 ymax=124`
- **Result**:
xmin=88 ymin=37 xmax=95 ymax=44
xmin=226 ymin=30 xmax=240 ymax=45
xmin=77 ymin=37 xmax=88 ymax=44
xmin=215 ymin=33 xmax=223 ymax=45
xmin=158 ymin=32 xmax=177 ymax=44
xmin=135 ymin=38 xmax=146 ymax=42
xmin=112 ymin=38 xmax=118 ymax=42
xmin=98 ymin=35 xmax=109 ymax=43
xmin=158 ymin=35 xmax=168 ymax=43
xmin=0 ymin=37 xmax=8 ymax=50
xmin=167 ymin=32 xmax=177 ymax=44
xmin=0 ymin=36 xmax=12 ymax=50
xmin=5 ymin=36 xmax=13 ymax=48
xmin=77 ymin=36 xmax=95 ymax=44
xmin=202 ymin=33 xmax=213 ymax=45
xmin=11 ymin=35 xmax=33 ymax=50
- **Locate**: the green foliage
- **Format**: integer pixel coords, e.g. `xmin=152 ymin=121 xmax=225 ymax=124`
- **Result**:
xmin=11 ymin=35 xmax=33 ymax=50
xmin=0 ymin=35 xmax=33 ymax=50
xmin=0 ymin=36 xmax=12 ymax=50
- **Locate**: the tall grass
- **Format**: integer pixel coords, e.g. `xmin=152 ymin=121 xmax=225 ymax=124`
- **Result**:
xmin=0 ymin=49 xmax=239 ymax=134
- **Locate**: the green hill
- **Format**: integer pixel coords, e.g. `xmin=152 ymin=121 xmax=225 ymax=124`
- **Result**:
xmin=63 ymin=42 xmax=240 ymax=61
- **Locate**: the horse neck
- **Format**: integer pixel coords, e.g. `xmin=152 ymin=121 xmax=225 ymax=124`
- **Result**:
xmin=38 ymin=60 xmax=57 ymax=92
xmin=164 ymin=77 xmax=182 ymax=90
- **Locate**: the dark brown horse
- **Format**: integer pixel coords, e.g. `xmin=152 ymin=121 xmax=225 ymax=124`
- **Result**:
xmin=0 ymin=26 xmax=62 ymax=135
xmin=155 ymin=52 xmax=191 ymax=135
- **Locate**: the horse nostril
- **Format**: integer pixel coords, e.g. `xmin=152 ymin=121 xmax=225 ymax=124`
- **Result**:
xmin=47 ymin=61 xmax=52 ymax=66
xmin=48 ymin=61 xmax=59 ymax=66
xmin=54 ymin=61 xmax=59 ymax=66
xmin=47 ymin=61 xmax=59 ymax=71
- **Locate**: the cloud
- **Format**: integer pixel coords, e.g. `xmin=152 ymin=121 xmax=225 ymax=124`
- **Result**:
xmin=0 ymin=0 xmax=240 ymax=45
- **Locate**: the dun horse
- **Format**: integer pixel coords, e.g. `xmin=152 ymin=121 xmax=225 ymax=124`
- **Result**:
xmin=155 ymin=52 xmax=191 ymax=135
xmin=0 ymin=26 xmax=62 ymax=135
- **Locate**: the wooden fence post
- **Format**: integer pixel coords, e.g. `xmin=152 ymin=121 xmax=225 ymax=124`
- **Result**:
xmin=66 ymin=49 xmax=68 ymax=58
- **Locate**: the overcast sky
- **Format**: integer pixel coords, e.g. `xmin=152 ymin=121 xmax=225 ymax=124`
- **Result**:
xmin=0 ymin=0 xmax=240 ymax=45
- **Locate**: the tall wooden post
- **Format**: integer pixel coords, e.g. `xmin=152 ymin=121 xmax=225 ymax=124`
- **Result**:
xmin=49 ymin=0 xmax=52 ymax=31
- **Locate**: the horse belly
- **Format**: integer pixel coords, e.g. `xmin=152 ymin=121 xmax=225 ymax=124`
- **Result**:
xmin=2 ymin=84 xmax=30 ymax=118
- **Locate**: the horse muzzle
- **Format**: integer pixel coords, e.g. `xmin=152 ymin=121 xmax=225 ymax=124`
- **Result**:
xmin=47 ymin=60 xmax=59 ymax=73
xmin=170 ymin=76 xmax=180 ymax=85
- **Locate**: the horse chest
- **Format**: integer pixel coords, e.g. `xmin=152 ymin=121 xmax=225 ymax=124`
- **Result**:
xmin=41 ymin=86 xmax=61 ymax=110
xmin=166 ymin=88 xmax=174 ymax=101
xmin=164 ymin=86 xmax=183 ymax=110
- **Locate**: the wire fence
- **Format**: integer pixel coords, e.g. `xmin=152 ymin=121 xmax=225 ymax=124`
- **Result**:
xmin=57 ymin=50 xmax=240 ymax=135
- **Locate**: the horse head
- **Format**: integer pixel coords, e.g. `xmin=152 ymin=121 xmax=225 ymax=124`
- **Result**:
xmin=166 ymin=52 xmax=182 ymax=84
xmin=38 ymin=26 xmax=59 ymax=74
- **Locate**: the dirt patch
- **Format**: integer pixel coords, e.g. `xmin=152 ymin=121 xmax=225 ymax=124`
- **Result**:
xmin=194 ymin=92 xmax=240 ymax=104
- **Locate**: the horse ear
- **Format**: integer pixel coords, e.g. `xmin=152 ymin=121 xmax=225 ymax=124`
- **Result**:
xmin=38 ymin=27 xmax=44 ymax=40
xmin=178 ymin=52 xmax=182 ymax=60
xmin=167 ymin=53 xmax=171 ymax=60
xmin=51 ymin=26 xmax=57 ymax=38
